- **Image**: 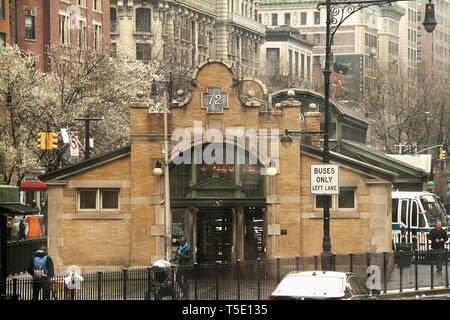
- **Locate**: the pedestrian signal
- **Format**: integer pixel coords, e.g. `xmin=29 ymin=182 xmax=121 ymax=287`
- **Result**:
xmin=47 ymin=132 xmax=58 ymax=150
xmin=37 ymin=132 xmax=47 ymax=150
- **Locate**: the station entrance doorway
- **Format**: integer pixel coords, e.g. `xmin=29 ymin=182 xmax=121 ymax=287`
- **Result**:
xmin=195 ymin=206 xmax=264 ymax=265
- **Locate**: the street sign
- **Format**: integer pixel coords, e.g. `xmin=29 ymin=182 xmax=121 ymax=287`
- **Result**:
xmin=61 ymin=128 xmax=70 ymax=144
xmin=70 ymin=136 xmax=79 ymax=157
xmin=310 ymin=164 xmax=339 ymax=195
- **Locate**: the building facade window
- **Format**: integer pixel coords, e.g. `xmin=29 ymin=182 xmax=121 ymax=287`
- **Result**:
xmin=77 ymin=18 xmax=87 ymax=49
xmin=136 ymin=8 xmax=151 ymax=33
xmin=285 ymin=13 xmax=291 ymax=25
xmin=300 ymin=12 xmax=307 ymax=25
xmin=365 ymin=33 xmax=377 ymax=48
xmin=110 ymin=8 xmax=117 ymax=33
xmin=314 ymin=188 xmax=356 ymax=210
xmin=0 ymin=0 xmax=4 ymax=19
xmin=77 ymin=0 xmax=86 ymax=7
xmin=0 ymin=32 xmax=5 ymax=52
xmin=93 ymin=22 xmax=102 ymax=50
xmin=25 ymin=10 xmax=36 ymax=40
xmin=272 ymin=13 xmax=278 ymax=26
xmin=93 ymin=0 xmax=101 ymax=12
xmin=314 ymin=33 xmax=321 ymax=45
xmin=59 ymin=13 xmax=70 ymax=45
xmin=136 ymin=43 xmax=151 ymax=61
xmin=314 ymin=12 xmax=320 ymax=24
xmin=77 ymin=189 xmax=120 ymax=212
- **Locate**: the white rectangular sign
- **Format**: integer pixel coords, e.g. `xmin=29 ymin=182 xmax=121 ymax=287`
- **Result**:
xmin=310 ymin=164 xmax=339 ymax=195
xmin=61 ymin=128 xmax=70 ymax=144
xmin=70 ymin=136 xmax=79 ymax=157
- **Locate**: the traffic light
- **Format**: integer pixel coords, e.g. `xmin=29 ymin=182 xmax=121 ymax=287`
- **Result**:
xmin=439 ymin=148 xmax=446 ymax=161
xmin=47 ymin=132 xmax=58 ymax=150
xmin=37 ymin=132 xmax=47 ymax=150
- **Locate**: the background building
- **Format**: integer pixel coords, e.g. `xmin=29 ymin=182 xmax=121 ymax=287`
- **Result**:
xmin=109 ymin=0 xmax=265 ymax=77
xmin=258 ymin=0 xmax=405 ymax=98
xmin=260 ymin=25 xmax=313 ymax=89
xmin=0 ymin=0 xmax=10 ymax=47
xmin=11 ymin=0 xmax=110 ymax=71
xmin=417 ymin=0 xmax=449 ymax=72
xmin=398 ymin=0 xmax=418 ymax=76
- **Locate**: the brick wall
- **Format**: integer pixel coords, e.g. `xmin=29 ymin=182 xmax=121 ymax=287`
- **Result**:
xmin=48 ymin=60 xmax=392 ymax=272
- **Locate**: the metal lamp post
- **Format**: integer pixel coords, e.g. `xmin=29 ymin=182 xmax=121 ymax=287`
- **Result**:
xmin=151 ymin=78 xmax=173 ymax=261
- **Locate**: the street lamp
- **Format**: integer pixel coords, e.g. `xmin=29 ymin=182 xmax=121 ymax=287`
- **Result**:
xmin=422 ymin=0 xmax=437 ymax=33
xmin=151 ymin=76 xmax=174 ymax=261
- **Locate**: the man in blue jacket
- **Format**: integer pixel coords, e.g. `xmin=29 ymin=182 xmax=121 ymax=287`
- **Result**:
xmin=170 ymin=237 xmax=192 ymax=299
xmin=27 ymin=246 xmax=55 ymax=300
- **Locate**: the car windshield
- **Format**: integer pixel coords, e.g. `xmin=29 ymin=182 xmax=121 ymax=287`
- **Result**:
xmin=421 ymin=195 xmax=448 ymax=227
xmin=272 ymin=274 xmax=344 ymax=298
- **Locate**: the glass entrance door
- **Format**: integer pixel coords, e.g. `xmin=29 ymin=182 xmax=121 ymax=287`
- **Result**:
xmin=196 ymin=208 xmax=233 ymax=264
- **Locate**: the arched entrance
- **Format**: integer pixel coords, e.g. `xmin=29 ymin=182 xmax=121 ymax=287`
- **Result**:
xmin=170 ymin=143 xmax=266 ymax=264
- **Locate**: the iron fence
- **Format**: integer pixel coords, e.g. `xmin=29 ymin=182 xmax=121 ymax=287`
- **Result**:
xmin=2 ymin=251 xmax=450 ymax=300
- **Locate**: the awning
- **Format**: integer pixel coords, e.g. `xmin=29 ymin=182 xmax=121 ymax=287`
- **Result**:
xmin=20 ymin=181 xmax=48 ymax=192
xmin=0 ymin=203 xmax=40 ymax=215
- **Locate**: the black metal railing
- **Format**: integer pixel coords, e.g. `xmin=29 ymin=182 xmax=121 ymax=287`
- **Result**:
xmin=2 ymin=251 xmax=450 ymax=300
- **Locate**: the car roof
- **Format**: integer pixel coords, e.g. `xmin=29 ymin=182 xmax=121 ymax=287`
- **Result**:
xmin=284 ymin=271 xmax=352 ymax=278
xmin=270 ymin=271 xmax=355 ymax=298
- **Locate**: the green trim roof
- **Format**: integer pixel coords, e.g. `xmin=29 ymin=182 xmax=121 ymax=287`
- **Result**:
xmin=338 ymin=140 xmax=427 ymax=178
xmin=0 ymin=203 xmax=39 ymax=215
xmin=301 ymin=144 xmax=397 ymax=181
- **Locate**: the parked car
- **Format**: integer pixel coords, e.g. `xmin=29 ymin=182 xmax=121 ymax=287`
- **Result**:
xmin=268 ymin=271 xmax=380 ymax=300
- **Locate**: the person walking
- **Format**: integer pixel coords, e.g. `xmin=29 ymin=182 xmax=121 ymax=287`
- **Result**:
xmin=40 ymin=201 xmax=48 ymax=237
xmin=26 ymin=246 xmax=55 ymax=300
xmin=18 ymin=218 xmax=26 ymax=240
xmin=170 ymin=236 xmax=192 ymax=299
xmin=429 ymin=220 xmax=448 ymax=273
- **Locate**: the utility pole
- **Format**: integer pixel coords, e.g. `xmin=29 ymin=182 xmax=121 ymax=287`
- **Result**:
xmin=74 ymin=117 xmax=103 ymax=160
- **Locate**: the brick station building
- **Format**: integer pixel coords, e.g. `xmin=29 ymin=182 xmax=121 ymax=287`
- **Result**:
xmin=40 ymin=60 xmax=396 ymax=273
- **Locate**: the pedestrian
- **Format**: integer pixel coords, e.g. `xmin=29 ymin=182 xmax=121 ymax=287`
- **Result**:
xmin=170 ymin=236 xmax=192 ymax=299
xmin=428 ymin=220 xmax=448 ymax=273
xmin=63 ymin=270 xmax=84 ymax=300
xmin=18 ymin=218 xmax=26 ymax=240
xmin=26 ymin=246 xmax=55 ymax=300
xmin=40 ymin=201 xmax=48 ymax=236
xmin=6 ymin=215 xmax=14 ymax=241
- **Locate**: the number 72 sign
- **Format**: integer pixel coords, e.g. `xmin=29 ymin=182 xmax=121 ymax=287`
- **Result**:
xmin=202 ymin=88 xmax=228 ymax=113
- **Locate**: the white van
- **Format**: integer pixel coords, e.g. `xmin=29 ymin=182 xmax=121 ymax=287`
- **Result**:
xmin=392 ymin=191 xmax=449 ymax=252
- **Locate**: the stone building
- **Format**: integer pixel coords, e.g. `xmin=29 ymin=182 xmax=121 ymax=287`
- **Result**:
xmin=258 ymin=0 xmax=405 ymax=96
xmin=109 ymin=0 xmax=266 ymax=77
xmin=260 ymin=25 xmax=314 ymax=88
xmin=39 ymin=60 xmax=397 ymax=273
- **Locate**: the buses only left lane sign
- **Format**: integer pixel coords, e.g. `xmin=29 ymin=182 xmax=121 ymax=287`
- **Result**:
xmin=310 ymin=164 xmax=339 ymax=195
